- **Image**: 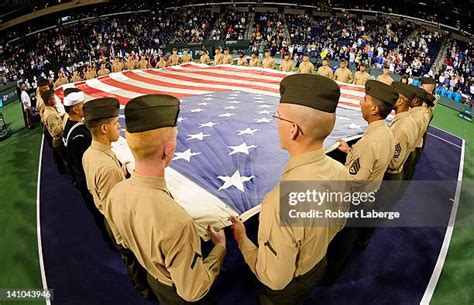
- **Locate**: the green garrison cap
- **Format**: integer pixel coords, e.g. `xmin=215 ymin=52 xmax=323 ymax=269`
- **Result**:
xmin=280 ymin=74 xmax=340 ymax=113
xmin=41 ymin=88 xmax=55 ymax=101
xmin=365 ymin=80 xmax=399 ymax=106
xmin=125 ymin=94 xmax=180 ymax=133
xmin=391 ymin=81 xmax=416 ymax=101
xmin=412 ymin=86 xmax=427 ymax=100
xmin=421 ymin=77 xmax=436 ymax=85
xmin=37 ymin=77 xmax=49 ymax=87
xmin=63 ymin=87 xmax=82 ymax=97
xmin=83 ymin=97 xmax=120 ymax=122
xmin=425 ymin=93 xmax=436 ymax=106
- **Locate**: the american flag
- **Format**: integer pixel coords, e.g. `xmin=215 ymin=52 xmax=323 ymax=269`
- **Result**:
xmin=55 ymin=63 xmax=368 ymax=238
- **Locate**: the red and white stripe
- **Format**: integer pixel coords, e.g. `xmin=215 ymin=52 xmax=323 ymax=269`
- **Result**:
xmin=55 ymin=62 xmax=364 ymax=111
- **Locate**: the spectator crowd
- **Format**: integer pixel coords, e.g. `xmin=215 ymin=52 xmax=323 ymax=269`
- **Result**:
xmin=0 ymin=5 xmax=471 ymax=102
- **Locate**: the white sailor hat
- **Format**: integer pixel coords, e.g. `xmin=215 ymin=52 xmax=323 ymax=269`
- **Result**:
xmin=64 ymin=91 xmax=85 ymax=106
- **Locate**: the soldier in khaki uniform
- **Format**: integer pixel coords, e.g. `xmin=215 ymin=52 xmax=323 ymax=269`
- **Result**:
xmin=262 ymin=50 xmax=276 ymax=69
xmin=248 ymin=52 xmax=261 ymax=67
xmin=333 ymin=80 xmax=398 ymax=279
xmin=353 ymin=63 xmax=371 ymax=86
xmin=338 ymin=80 xmax=397 ymax=190
xmin=376 ymin=65 xmax=394 ymax=85
xmin=424 ymin=92 xmax=436 ymax=121
xmin=317 ymin=58 xmax=333 ymax=79
xmin=237 ymin=52 xmax=247 ymax=66
xmin=110 ymin=58 xmax=119 ymax=73
xmin=168 ymin=49 xmax=180 ymax=66
xmin=83 ymin=67 xmax=92 ymax=80
xmin=420 ymin=77 xmax=437 ymax=121
xmin=98 ymin=63 xmax=110 ymax=76
xmin=231 ymin=74 xmax=349 ymax=305
xmin=125 ymin=56 xmax=137 ymax=70
xmin=42 ymin=89 xmax=68 ymax=173
xmin=404 ymin=87 xmax=429 ymax=180
xmin=112 ymin=57 xmax=124 ymax=72
xmin=42 ymin=89 xmax=64 ymax=143
xmin=181 ymin=50 xmax=193 ymax=63
xmin=82 ymin=97 xmax=154 ymax=299
xmin=222 ymin=47 xmax=233 ymax=65
xmin=82 ymin=98 xmax=125 ymax=214
xmin=85 ymin=65 xmax=97 ymax=80
xmin=138 ymin=55 xmax=149 ymax=69
xmin=214 ymin=48 xmax=224 ymax=66
xmin=421 ymin=77 xmax=436 ymax=94
xmin=156 ymin=55 xmax=167 ymax=68
xmin=200 ymin=50 xmax=211 ymax=64
xmin=54 ymin=71 xmax=68 ymax=89
xmin=36 ymin=78 xmax=51 ymax=121
xmin=107 ymin=94 xmax=226 ymax=303
xmin=333 ymin=60 xmax=353 ymax=84
xmin=279 ymin=52 xmax=294 ymax=72
xmin=385 ymin=82 xmax=419 ymax=180
xmin=299 ymin=53 xmax=314 ymax=74
xmin=71 ymin=70 xmax=82 ymax=82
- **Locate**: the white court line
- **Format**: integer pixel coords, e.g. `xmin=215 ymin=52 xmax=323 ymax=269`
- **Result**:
xmin=427 ymin=132 xmax=462 ymax=148
xmin=36 ymin=135 xmax=51 ymax=305
xmin=420 ymin=138 xmax=465 ymax=305
xmin=430 ymin=125 xmax=465 ymax=140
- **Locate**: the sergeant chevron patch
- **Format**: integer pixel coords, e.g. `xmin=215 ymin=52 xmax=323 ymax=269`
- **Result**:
xmin=349 ymin=158 xmax=361 ymax=175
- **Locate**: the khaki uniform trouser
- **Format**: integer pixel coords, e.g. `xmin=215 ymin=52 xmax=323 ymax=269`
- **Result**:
xmin=146 ymin=273 xmax=215 ymax=305
xmin=259 ymin=256 xmax=327 ymax=305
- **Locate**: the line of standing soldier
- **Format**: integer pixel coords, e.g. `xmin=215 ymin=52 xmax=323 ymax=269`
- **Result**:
xmin=39 ymin=60 xmax=436 ymax=304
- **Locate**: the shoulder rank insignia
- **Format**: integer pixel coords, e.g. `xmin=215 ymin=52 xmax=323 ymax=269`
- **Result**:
xmin=394 ymin=143 xmax=402 ymax=159
xmin=349 ymin=158 xmax=360 ymax=175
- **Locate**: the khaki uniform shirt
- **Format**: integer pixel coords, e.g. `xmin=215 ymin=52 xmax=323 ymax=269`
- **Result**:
xmin=82 ymin=141 xmax=125 ymax=214
xmin=423 ymin=103 xmax=434 ymax=121
xmin=36 ymin=88 xmax=46 ymax=121
xmin=200 ymin=54 xmax=211 ymax=64
xmin=299 ymin=61 xmax=315 ymax=74
xmin=334 ymin=68 xmax=353 ymax=83
xmin=168 ymin=54 xmax=180 ymax=66
xmin=54 ymin=77 xmax=68 ymax=89
xmin=214 ymin=53 xmax=224 ymax=65
xmin=239 ymin=149 xmax=350 ymax=290
xmin=125 ymin=60 xmax=136 ymax=70
xmin=411 ymin=106 xmax=429 ymax=148
xmin=237 ymin=58 xmax=247 ymax=66
xmin=71 ymin=74 xmax=82 ymax=82
xmin=85 ymin=69 xmax=97 ymax=80
xmin=138 ymin=60 xmax=148 ymax=69
xmin=262 ymin=57 xmax=276 ymax=69
xmin=353 ymin=71 xmax=371 ymax=85
xmin=222 ymin=54 xmax=233 ymax=65
xmin=279 ymin=59 xmax=294 ymax=72
xmin=376 ymin=74 xmax=394 ymax=85
xmin=111 ymin=61 xmax=120 ymax=73
xmin=113 ymin=61 xmax=124 ymax=72
xmin=98 ymin=68 xmax=110 ymax=76
xmin=249 ymin=58 xmax=261 ymax=67
xmin=82 ymin=141 xmax=125 ymax=247
xmin=345 ymin=120 xmax=395 ymax=191
xmin=182 ymin=54 xmax=193 ymax=63
xmin=317 ymin=66 xmax=333 ymax=78
xmin=156 ymin=60 xmax=167 ymax=68
xmin=43 ymin=105 xmax=64 ymax=147
xmin=106 ymin=173 xmax=226 ymax=302
xmin=388 ymin=112 xmax=419 ymax=173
